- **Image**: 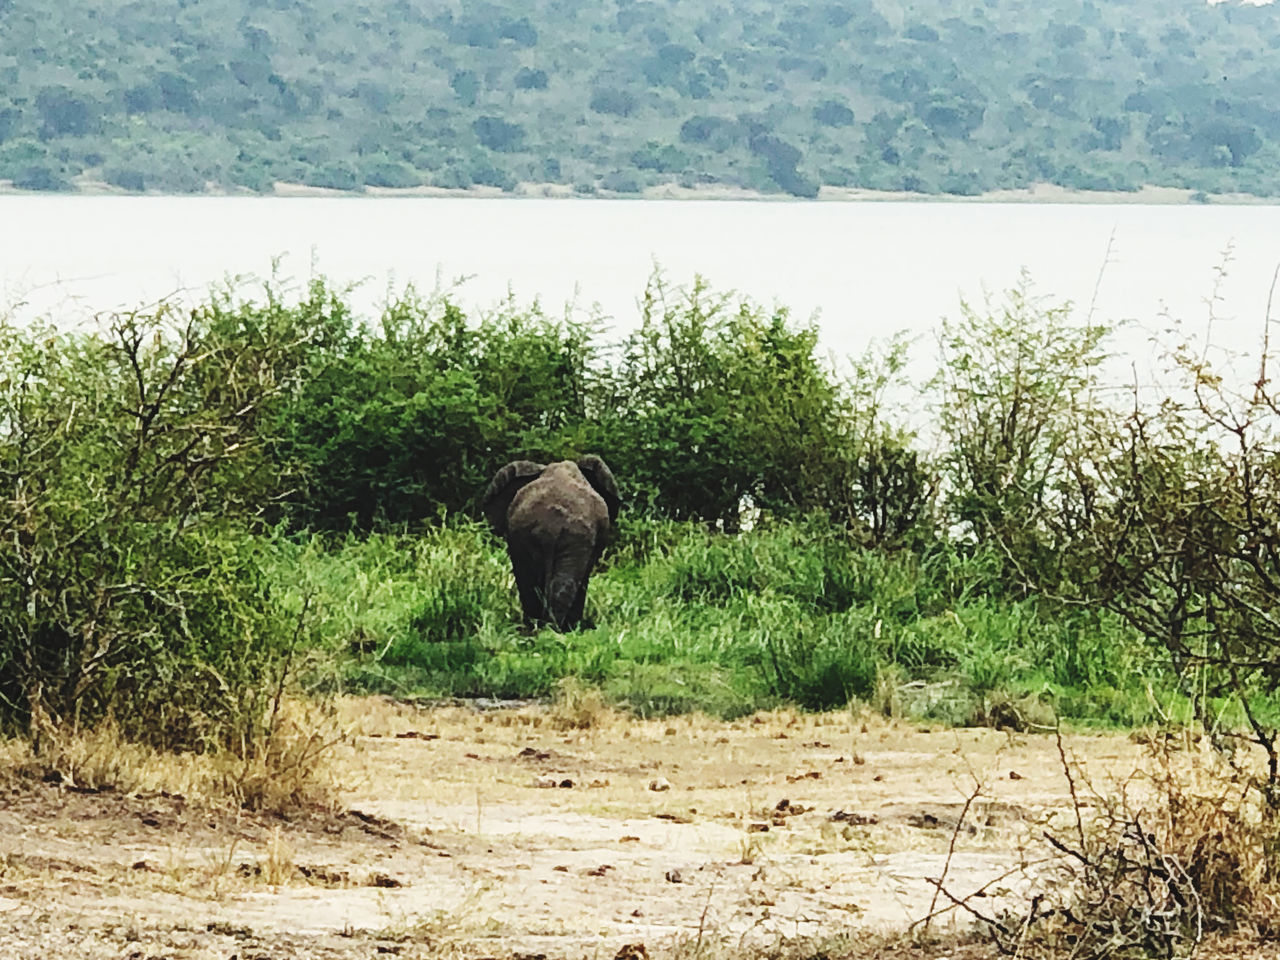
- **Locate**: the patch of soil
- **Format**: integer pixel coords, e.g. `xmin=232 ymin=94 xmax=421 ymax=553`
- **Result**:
xmin=0 ymin=702 xmax=1260 ymax=959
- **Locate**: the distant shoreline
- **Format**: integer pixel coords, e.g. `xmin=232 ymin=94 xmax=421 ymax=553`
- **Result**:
xmin=1 ymin=177 xmax=1277 ymax=205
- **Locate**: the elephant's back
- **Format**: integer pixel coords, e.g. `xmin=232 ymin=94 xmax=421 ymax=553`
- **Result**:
xmin=508 ymin=472 xmax=606 ymax=538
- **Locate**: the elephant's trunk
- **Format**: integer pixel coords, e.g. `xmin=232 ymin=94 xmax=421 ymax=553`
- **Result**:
xmin=543 ymin=535 xmax=591 ymax=630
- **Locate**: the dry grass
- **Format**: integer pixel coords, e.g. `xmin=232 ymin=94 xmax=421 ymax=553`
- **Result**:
xmin=548 ymin=676 xmax=619 ymax=730
xmin=1146 ymin=749 xmax=1280 ymax=936
xmin=214 ymin=699 xmax=345 ymax=812
xmin=0 ymin=718 xmax=218 ymax=797
xmin=0 ymin=698 xmax=344 ymax=814
xmin=980 ymin=735 xmax=1280 ymax=959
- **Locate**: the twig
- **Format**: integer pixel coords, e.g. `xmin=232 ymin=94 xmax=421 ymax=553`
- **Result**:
xmin=919 ymin=872 xmax=1012 ymax=937
xmin=1055 ymin=723 xmax=1089 ymax=859
xmin=923 ymin=781 xmax=983 ymax=931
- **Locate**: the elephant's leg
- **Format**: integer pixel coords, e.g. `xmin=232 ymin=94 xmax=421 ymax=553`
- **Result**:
xmin=507 ymin=540 xmax=549 ymax=628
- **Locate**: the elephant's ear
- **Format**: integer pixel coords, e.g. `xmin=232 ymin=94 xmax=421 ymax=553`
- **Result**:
xmin=577 ymin=455 xmax=621 ymax=524
xmin=483 ymin=460 xmax=545 ymax=534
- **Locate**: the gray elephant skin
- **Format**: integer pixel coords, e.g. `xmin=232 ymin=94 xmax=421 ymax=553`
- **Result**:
xmin=483 ymin=456 xmax=621 ymax=631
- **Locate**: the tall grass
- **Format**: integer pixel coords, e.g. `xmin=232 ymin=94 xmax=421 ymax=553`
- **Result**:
xmin=264 ymin=517 xmax=1173 ymax=726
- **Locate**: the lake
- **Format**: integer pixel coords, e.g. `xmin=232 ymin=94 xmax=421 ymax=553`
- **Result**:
xmin=3 ymin=195 xmax=1280 ymax=388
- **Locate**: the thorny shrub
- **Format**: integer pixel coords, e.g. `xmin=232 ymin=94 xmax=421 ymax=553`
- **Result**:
xmin=987 ymin=738 xmax=1280 ymax=959
xmin=1047 ymin=302 xmax=1280 ymax=807
xmin=0 ymin=294 xmax=326 ymax=751
xmin=935 ymin=273 xmax=1280 ymax=804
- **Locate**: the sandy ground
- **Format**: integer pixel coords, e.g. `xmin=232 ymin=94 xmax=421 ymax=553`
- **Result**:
xmin=0 ymin=700 xmax=1275 ymax=960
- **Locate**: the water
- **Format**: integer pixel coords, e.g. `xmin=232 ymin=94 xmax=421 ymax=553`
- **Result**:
xmin=3 ymin=195 xmax=1279 ymax=385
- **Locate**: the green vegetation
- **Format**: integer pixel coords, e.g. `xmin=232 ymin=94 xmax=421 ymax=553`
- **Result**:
xmin=0 ymin=296 xmax=325 ymax=749
xmin=7 ymin=269 xmax=1280 ymax=814
xmin=2 ymin=0 xmax=1280 ymax=197
xmin=271 ymin=521 xmax=1165 ymax=726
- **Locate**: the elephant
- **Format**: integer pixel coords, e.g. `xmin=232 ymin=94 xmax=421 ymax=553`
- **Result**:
xmin=482 ymin=456 xmax=621 ymax=631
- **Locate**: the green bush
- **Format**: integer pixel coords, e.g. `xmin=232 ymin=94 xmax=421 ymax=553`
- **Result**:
xmin=601 ymin=274 xmax=857 ymax=528
xmin=0 ymin=301 xmax=320 ymax=748
xmin=0 ymin=271 xmax=1229 ymax=751
xmin=931 ymin=278 xmax=1112 ymax=590
xmin=262 ymin=273 xmax=928 ymax=535
xmin=273 ymin=291 xmax=599 ymax=528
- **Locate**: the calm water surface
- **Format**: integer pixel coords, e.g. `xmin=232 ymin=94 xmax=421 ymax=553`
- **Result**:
xmin=3 ymin=196 xmax=1280 ymax=381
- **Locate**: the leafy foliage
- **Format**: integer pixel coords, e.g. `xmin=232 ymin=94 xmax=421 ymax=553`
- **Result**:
xmin=273 ymin=290 xmax=599 ymax=528
xmin=267 ymin=271 xmax=927 ymax=536
xmin=601 ymin=275 xmax=853 ymax=528
xmin=0 ymin=301 xmax=324 ymax=748
xmin=931 ymin=278 xmax=1112 ymax=586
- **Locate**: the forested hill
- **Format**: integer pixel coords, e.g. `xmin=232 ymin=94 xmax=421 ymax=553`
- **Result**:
xmin=1 ymin=0 xmax=1279 ymax=198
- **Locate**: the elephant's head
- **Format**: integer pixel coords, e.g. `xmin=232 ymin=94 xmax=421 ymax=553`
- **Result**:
xmin=482 ymin=456 xmax=620 ymax=534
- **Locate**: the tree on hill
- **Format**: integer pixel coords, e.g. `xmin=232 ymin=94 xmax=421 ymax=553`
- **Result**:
xmin=0 ymin=0 xmax=1278 ymax=197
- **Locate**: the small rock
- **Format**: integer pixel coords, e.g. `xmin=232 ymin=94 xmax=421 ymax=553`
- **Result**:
xmin=615 ymin=944 xmax=648 ymax=960
xmin=533 ymin=775 xmax=559 ymax=789
xmin=654 ymin=812 xmax=692 ymax=824
xmin=665 ymin=869 xmax=683 ymax=883
xmin=1009 ymin=770 xmax=1024 ymax=780
xmin=648 ymin=777 xmax=672 ymax=792
xmin=830 ymin=810 xmax=879 ymax=825
xmin=589 ymin=778 xmax=610 ymax=788
xmin=558 ymin=779 xmax=575 ymax=789
xmin=747 ymin=822 xmax=770 ymax=833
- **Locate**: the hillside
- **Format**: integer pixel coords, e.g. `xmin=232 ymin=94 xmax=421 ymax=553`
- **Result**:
xmin=1 ymin=0 xmax=1279 ymax=197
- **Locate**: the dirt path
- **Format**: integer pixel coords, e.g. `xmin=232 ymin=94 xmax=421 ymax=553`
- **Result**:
xmin=0 ymin=700 xmax=1235 ymax=959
